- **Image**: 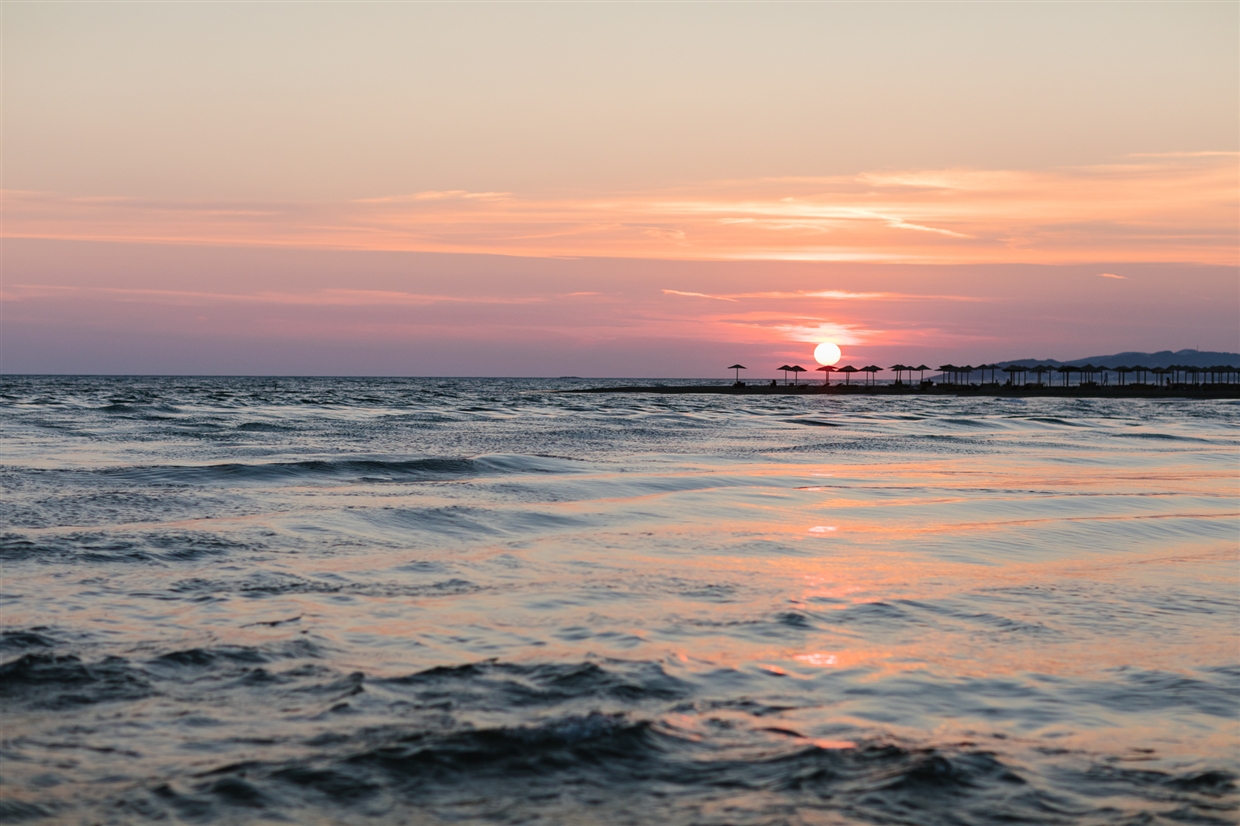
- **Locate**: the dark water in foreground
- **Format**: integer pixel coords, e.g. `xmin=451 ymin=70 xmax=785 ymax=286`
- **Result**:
xmin=1 ymin=376 xmax=1237 ymax=825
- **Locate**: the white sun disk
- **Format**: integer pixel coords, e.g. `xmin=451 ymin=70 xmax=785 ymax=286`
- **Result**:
xmin=814 ymin=342 xmax=842 ymax=366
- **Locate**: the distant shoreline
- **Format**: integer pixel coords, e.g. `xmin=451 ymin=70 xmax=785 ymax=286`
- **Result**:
xmin=567 ymin=384 xmax=1240 ymax=399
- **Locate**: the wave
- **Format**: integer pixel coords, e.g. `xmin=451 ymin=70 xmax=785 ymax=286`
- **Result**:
xmin=784 ymin=418 xmax=843 ymax=427
xmin=0 ymin=530 xmax=258 ymax=564
xmin=1114 ymin=431 xmax=1212 ymax=442
xmin=376 ymin=660 xmax=692 ymax=708
xmin=117 ymin=717 xmax=1239 ymax=824
xmin=101 ymin=453 xmax=584 ymax=486
xmin=0 ymin=653 xmax=154 ymax=710
xmin=2 ymin=649 xmax=1236 ymax=823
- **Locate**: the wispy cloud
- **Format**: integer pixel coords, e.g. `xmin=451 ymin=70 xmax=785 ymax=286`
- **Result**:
xmin=1098 ymin=272 xmax=1126 ymax=279
xmin=5 ymin=153 xmax=1235 ymax=265
xmin=662 ymin=289 xmax=738 ymax=301
xmin=2 ymin=284 xmax=544 ymax=307
xmin=354 ymin=190 xmax=512 ymax=204
xmin=664 ymin=288 xmax=980 ymax=302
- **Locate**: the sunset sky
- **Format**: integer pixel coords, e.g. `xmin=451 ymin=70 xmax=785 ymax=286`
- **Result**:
xmin=4 ymin=2 xmax=1237 ymax=376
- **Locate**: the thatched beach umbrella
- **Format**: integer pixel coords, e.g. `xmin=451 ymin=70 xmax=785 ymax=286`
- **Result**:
xmin=1057 ymin=365 xmax=1078 ymax=387
xmin=1082 ymin=364 xmax=1107 ymax=385
xmin=777 ymin=365 xmax=792 ymax=385
xmin=1113 ymin=366 xmax=1129 ymax=386
xmin=889 ymin=364 xmax=907 ymax=384
xmin=1209 ymin=364 xmax=1234 ymax=384
xmin=1030 ymin=364 xmax=1050 ymax=386
xmin=816 ymin=365 xmax=835 ymax=385
xmin=916 ymin=365 xmax=930 ymax=383
xmin=938 ymin=364 xmax=957 ymax=385
xmin=863 ymin=365 xmax=881 ymax=385
xmin=838 ymin=365 xmax=859 ymax=385
xmin=1002 ymin=365 xmax=1026 ymax=385
xmin=790 ymin=365 xmax=807 ymax=385
xmin=728 ymin=364 xmax=747 ymax=383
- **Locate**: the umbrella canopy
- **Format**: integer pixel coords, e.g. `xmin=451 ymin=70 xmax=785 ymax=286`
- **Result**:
xmin=915 ymin=365 xmax=930 ymax=382
xmin=889 ymin=364 xmax=908 ymax=383
xmin=777 ymin=365 xmax=792 ymax=384
xmin=789 ymin=365 xmax=807 ymax=385
xmin=838 ymin=365 xmax=859 ymax=385
xmin=1208 ymin=365 xmax=1235 ymax=384
xmin=727 ymin=364 xmax=747 ymax=382
xmin=815 ymin=365 xmax=835 ymax=384
xmin=863 ymin=365 xmax=882 ymax=385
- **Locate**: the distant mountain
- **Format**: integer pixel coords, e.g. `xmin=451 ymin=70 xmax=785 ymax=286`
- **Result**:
xmin=997 ymin=350 xmax=1240 ymax=369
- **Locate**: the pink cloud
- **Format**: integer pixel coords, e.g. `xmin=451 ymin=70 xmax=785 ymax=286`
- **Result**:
xmin=4 ymin=153 xmax=1235 ymax=266
xmin=3 ymin=239 xmax=1236 ymax=375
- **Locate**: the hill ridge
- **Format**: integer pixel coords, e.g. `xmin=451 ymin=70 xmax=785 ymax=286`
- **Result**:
xmin=993 ymin=349 xmax=1238 ymax=369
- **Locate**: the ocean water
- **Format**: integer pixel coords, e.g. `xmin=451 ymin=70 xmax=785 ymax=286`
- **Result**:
xmin=1 ymin=376 xmax=1236 ymax=826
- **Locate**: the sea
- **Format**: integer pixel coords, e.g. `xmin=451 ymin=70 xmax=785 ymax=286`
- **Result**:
xmin=1 ymin=376 xmax=1237 ymax=825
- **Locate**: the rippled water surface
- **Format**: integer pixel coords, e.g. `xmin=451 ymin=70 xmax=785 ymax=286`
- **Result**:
xmin=1 ymin=376 xmax=1237 ymax=825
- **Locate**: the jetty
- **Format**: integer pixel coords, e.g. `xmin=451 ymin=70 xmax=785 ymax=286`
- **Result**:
xmin=568 ymin=383 xmax=1240 ymax=399
xmin=570 ymin=360 xmax=1240 ymax=399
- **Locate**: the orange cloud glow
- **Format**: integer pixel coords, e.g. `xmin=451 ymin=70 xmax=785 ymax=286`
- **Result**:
xmin=5 ymin=153 xmax=1235 ymax=265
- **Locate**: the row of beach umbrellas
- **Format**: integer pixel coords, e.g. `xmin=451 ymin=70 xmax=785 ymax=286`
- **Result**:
xmin=729 ymin=363 xmax=1240 ymax=386
xmin=730 ymin=364 xmax=933 ymax=386
xmin=993 ymin=364 xmax=1240 ymax=386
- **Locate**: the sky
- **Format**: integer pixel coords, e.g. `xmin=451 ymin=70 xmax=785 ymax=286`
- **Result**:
xmin=3 ymin=2 xmax=1237 ymax=376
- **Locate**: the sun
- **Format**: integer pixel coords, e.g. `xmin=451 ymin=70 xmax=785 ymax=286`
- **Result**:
xmin=814 ymin=342 xmax=842 ymax=366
